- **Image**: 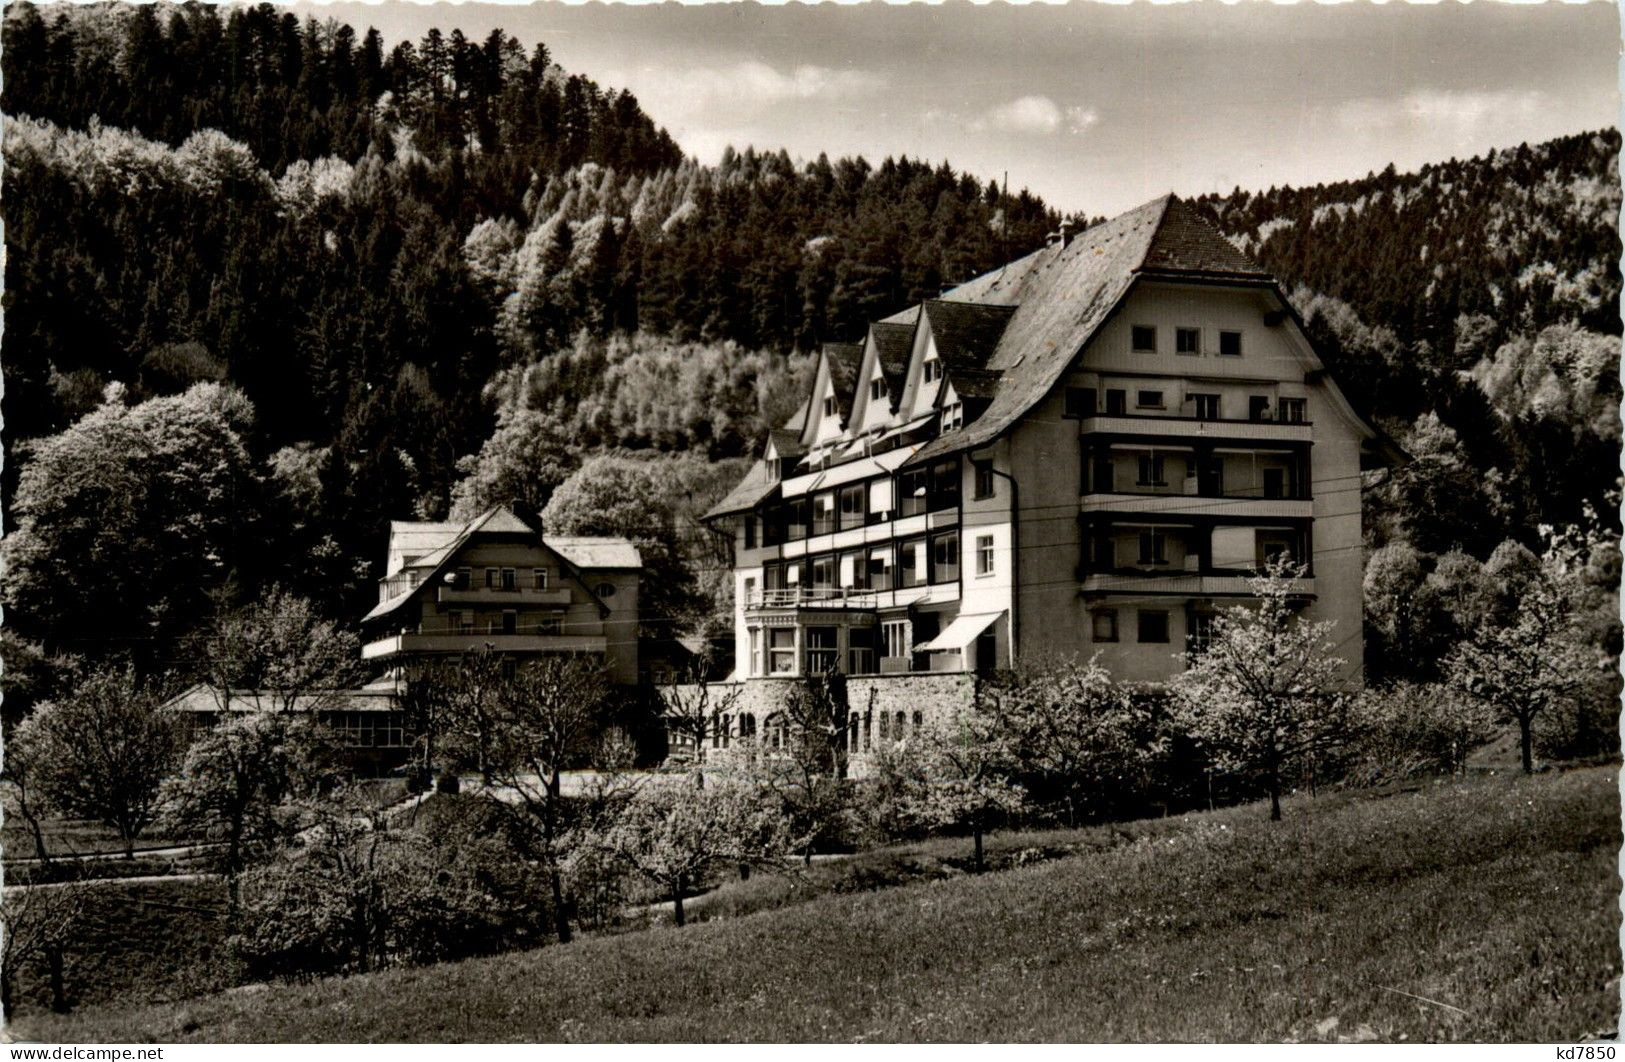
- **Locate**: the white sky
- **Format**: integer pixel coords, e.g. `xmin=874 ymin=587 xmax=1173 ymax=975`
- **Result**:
xmin=304 ymin=0 xmax=1620 ymax=216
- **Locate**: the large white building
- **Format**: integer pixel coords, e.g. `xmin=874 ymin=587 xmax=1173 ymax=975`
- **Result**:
xmin=703 ymin=195 xmax=1391 ymax=692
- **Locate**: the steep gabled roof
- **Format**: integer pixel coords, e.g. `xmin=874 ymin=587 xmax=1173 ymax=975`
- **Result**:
xmin=906 ymin=194 xmax=1290 ymax=465
xmin=871 ymin=320 xmax=917 ymax=408
xmin=823 ymin=342 xmax=865 ymax=421
xmin=702 ymin=458 xmax=780 ymax=521
xmin=949 ymin=368 xmax=1004 ymax=400
xmin=387 ymin=520 xmax=463 ymax=576
xmin=921 ymin=300 xmax=1017 ymax=377
xmin=548 ymin=537 xmax=643 ymax=570
xmin=1141 ymin=198 xmax=1271 ymax=277
xmin=767 ymin=426 xmax=805 ymax=460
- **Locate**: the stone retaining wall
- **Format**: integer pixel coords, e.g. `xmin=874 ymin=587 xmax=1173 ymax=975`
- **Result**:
xmin=665 ymin=671 xmax=981 ymax=778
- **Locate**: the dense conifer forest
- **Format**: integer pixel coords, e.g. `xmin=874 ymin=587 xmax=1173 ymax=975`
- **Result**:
xmin=1 ymin=1 xmax=1619 ymax=689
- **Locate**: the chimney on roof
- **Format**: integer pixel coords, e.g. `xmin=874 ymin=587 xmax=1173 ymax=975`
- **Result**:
xmin=1047 ymin=218 xmax=1075 ymax=249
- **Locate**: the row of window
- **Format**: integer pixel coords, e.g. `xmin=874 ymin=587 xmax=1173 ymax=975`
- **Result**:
xmin=1063 ymin=387 xmax=1307 ymax=423
xmin=759 ymin=530 xmax=994 ymax=595
xmin=320 ymin=711 xmax=408 ymax=749
xmin=1131 ymin=325 xmax=1243 ymax=358
xmin=751 ymin=626 xmax=879 ymax=677
xmin=437 ymin=610 xmax=565 ymax=636
xmin=749 ymin=459 xmax=975 ymax=547
xmin=1082 ymin=527 xmax=1307 ymax=573
xmin=445 ymin=567 xmax=551 ymax=591
xmin=1082 ymin=446 xmax=1308 ymax=499
xmin=1090 ymin=608 xmax=1215 ymax=650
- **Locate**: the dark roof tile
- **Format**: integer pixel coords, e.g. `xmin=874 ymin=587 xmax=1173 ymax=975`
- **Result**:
xmin=1140 ymin=197 xmax=1269 ymax=277
xmin=922 ymin=300 xmax=1017 ymax=376
xmin=871 ymin=320 xmax=916 ymax=407
xmin=823 ymin=342 xmax=865 ymax=420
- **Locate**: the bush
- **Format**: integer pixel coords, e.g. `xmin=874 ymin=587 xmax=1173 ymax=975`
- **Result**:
xmin=1345 ymin=682 xmax=1496 ymax=786
xmin=232 ymin=797 xmax=556 ymax=982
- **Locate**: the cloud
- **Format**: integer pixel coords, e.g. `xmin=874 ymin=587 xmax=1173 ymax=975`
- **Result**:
xmin=627 ymin=61 xmax=886 ymax=123
xmin=964 ymin=96 xmax=1100 ymax=136
xmin=1331 ymin=89 xmax=1546 ymax=143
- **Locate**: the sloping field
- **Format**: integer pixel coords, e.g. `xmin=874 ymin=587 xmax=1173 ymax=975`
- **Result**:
xmin=13 ymin=766 xmax=1619 ymax=1043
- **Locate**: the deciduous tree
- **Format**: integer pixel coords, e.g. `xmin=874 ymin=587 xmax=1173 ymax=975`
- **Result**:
xmin=2 ymin=384 xmax=264 ymax=664
xmin=1172 ymin=557 xmax=1354 ymax=821
xmin=479 ymin=654 xmax=611 ymax=944
xmin=197 ymin=587 xmax=363 ymax=715
xmin=162 ymin=712 xmax=324 ymax=913
xmin=604 ymin=776 xmax=787 ymax=927
xmin=1445 ymin=524 xmax=1596 ymax=774
xmin=997 ymin=655 xmax=1160 ymax=827
xmin=14 ymin=663 xmax=185 ymax=857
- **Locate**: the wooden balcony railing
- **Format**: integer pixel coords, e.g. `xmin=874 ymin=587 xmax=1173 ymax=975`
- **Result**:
xmin=746 ymin=587 xmax=879 ymax=610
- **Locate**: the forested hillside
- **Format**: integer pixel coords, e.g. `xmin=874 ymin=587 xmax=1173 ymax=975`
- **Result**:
xmin=1185 ymin=135 xmax=1623 ymax=553
xmin=0 ymin=1 xmax=1618 ymax=693
xmin=0 ymin=1 xmax=1059 ymax=676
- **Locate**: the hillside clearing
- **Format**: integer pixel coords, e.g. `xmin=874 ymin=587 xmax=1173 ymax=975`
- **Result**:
xmin=12 ymin=765 xmax=1619 ymax=1043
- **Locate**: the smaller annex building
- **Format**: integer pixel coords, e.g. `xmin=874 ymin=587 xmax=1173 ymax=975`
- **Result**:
xmin=360 ymin=507 xmax=644 ymax=686
xmin=167 ymin=507 xmax=646 ymax=771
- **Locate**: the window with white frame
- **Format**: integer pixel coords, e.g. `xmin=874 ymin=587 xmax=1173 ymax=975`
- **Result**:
xmin=1189 ymin=393 xmax=1220 ymax=420
xmin=882 ymin=619 xmax=910 ymax=660
xmin=533 ymin=568 xmax=549 ymax=590
xmin=923 ymin=357 xmax=942 ymax=384
xmin=941 ymin=401 xmax=963 ymax=432
xmin=769 ymin=629 xmax=796 ymax=674
xmin=870 ymin=378 xmax=887 ymax=401
xmin=976 ymin=534 xmax=995 ymax=576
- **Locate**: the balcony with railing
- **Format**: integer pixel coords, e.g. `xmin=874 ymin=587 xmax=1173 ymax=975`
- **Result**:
xmin=437 ymin=585 xmax=573 ymax=606
xmin=1080 ymin=445 xmax=1312 ymax=518
xmin=745 ymin=586 xmax=879 ymax=611
xmin=1078 ymin=411 xmax=1312 ymax=444
xmin=362 ymin=630 xmax=609 ymax=660
xmin=1078 ymin=523 xmax=1314 ymax=597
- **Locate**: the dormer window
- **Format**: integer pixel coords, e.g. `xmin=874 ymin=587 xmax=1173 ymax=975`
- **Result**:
xmin=923 ymin=357 xmax=942 ymax=384
xmin=941 ymin=402 xmax=963 ymax=432
xmin=870 ymin=379 xmax=886 ymax=401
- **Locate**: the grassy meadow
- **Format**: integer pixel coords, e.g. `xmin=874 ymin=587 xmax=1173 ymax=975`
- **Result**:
xmin=9 ymin=765 xmax=1618 ymax=1043
xmin=5 ymin=878 xmax=231 ymax=1017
